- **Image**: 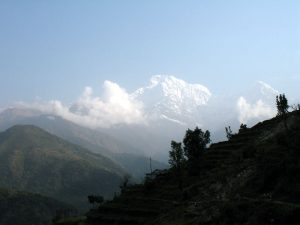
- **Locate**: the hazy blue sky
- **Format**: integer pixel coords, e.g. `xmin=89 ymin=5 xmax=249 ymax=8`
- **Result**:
xmin=1 ymin=1 xmax=299 ymax=106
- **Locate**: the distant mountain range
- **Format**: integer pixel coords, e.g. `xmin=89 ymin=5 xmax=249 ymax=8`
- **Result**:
xmin=0 ymin=125 xmax=125 ymax=209
xmin=74 ymin=111 xmax=300 ymax=225
xmin=0 ymin=76 xmax=294 ymax=225
xmin=102 ymin=76 xmax=280 ymax=159
xmin=0 ymin=75 xmax=283 ymax=161
xmin=0 ymin=108 xmax=167 ymax=176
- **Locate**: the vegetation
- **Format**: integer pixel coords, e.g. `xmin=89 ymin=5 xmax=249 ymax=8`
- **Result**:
xmin=88 ymin=195 xmax=104 ymax=206
xmin=169 ymin=141 xmax=185 ymax=190
xmin=183 ymin=127 xmax=210 ymax=161
xmin=240 ymin=123 xmax=247 ymax=130
xmin=276 ymin=94 xmax=289 ymax=116
xmin=4 ymin=95 xmax=300 ymax=225
xmin=0 ymin=188 xmax=75 ymax=225
xmin=63 ymin=109 xmax=300 ymax=225
xmin=168 ymin=141 xmax=184 ymax=170
xmin=0 ymin=125 xmax=125 ymax=210
xmin=225 ymin=126 xmax=233 ymax=140
xmin=119 ymin=174 xmax=131 ymax=193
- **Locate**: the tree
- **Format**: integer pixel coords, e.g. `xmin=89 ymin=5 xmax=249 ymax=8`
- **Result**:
xmin=120 ymin=174 xmax=131 ymax=193
xmin=291 ymin=104 xmax=300 ymax=112
xmin=239 ymin=124 xmax=247 ymax=133
xmin=225 ymin=126 xmax=233 ymax=140
xmin=88 ymin=195 xmax=104 ymax=206
xmin=169 ymin=141 xmax=185 ymax=170
xmin=183 ymin=127 xmax=211 ymax=162
xmin=169 ymin=141 xmax=185 ymax=190
xmin=276 ymin=94 xmax=289 ymax=116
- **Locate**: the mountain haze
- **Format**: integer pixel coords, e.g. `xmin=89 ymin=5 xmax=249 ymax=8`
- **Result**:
xmin=1 ymin=76 xmax=286 ymax=161
xmin=0 ymin=108 xmax=166 ymax=177
xmin=61 ymin=110 xmax=300 ymax=225
xmin=0 ymin=125 xmax=125 ymax=209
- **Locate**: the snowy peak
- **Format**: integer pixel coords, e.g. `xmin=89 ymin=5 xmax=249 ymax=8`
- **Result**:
xmin=257 ymin=81 xmax=279 ymax=98
xmin=132 ymin=75 xmax=211 ymax=118
xmin=242 ymin=81 xmax=279 ymax=104
xmin=135 ymin=75 xmax=211 ymax=104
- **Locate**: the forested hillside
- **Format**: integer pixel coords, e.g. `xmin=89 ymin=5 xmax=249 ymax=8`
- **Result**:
xmin=57 ymin=110 xmax=300 ymax=225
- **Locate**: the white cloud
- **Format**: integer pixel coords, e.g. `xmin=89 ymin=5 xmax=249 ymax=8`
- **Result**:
xmin=237 ymin=96 xmax=276 ymax=124
xmin=17 ymin=81 xmax=146 ymax=128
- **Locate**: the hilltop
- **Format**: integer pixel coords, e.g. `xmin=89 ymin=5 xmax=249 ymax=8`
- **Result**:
xmin=58 ymin=110 xmax=300 ymax=225
xmin=0 ymin=125 xmax=125 ymax=210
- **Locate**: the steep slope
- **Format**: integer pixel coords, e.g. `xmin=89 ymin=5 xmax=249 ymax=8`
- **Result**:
xmin=68 ymin=111 xmax=300 ymax=225
xmin=0 ymin=188 xmax=76 ymax=225
xmin=0 ymin=125 xmax=125 ymax=209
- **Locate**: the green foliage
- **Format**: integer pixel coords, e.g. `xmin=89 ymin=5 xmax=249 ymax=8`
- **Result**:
xmin=276 ymin=94 xmax=289 ymax=116
xmin=0 ymin=125 xmax=124 ymax=210
xmin=183 ymin=127 xmax=211 ymax=162
xmin=169 ymin=141 xmax=185 ymax=170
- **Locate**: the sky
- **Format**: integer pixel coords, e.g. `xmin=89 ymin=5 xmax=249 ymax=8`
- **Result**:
xmin=0 ymin=0 xmax=300 ymax=107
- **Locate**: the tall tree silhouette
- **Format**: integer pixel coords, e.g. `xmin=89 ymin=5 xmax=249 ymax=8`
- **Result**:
xmin=225 ymin=126 xmax=233 ymax=140
xmin=169 ymin=141 xmax=184 ymax=170
xmin=276 ymin=94 xmax=289 ymax=116
xmin=169 ymin=141 xmax=185 ymax=190
xmin=183 ymin=127 xmax=210 ymax=174
xmin=276 ymin=94 xmax=289 ymax=131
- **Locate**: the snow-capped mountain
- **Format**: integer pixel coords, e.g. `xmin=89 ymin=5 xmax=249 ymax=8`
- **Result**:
xmin=242 ymin=81 xmax=279 ymax=104
xmin=0 ymin=75 xmax=284 ymax=161
xmin=236 ymin=81 xmax=279 ymax=126
xmin=132 ymin=75 xmax=212 ymax=125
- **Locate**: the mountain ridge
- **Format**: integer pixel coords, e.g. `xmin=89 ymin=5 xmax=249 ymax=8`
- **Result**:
xmin=0 ymin=109 xmax=167 ymax=178
xmin=0 ymin=124 xmax=125 ymax=209
xmin=58 ymin=110 xmax=300 ymax=225
xmin=0 ymin=76 xmax=285 ymax=160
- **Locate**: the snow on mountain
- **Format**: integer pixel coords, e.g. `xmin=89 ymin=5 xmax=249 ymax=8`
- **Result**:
xmin=132 ymin=75 xmax=211 ymax=124
xmin=236 ymin=81 xmax=279 ymax=125
xmin=1 ymin=76 xmax=283 ymax=160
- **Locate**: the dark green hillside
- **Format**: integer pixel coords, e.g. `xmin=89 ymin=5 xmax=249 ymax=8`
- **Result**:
xmin=0 ymin=108 xmax=142 ymax=157
xmin=61 ymin=111 xmax=300 ymax=225
xmin=0 ymin=125 xmax=125 ymax=209
xmin=0 ymin=188 xmax=76 ymax=225
xmin=0 ymin=108 xmax=165 ymax=180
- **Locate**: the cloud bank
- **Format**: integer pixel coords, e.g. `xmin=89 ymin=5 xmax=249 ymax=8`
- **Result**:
xmin=18 ymin=81 xmax=145 ymax=128
xmin=237 ymin=96 xmax=276 ymax=124
xmin=14 ymin=76 xmax=280 ymax=131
